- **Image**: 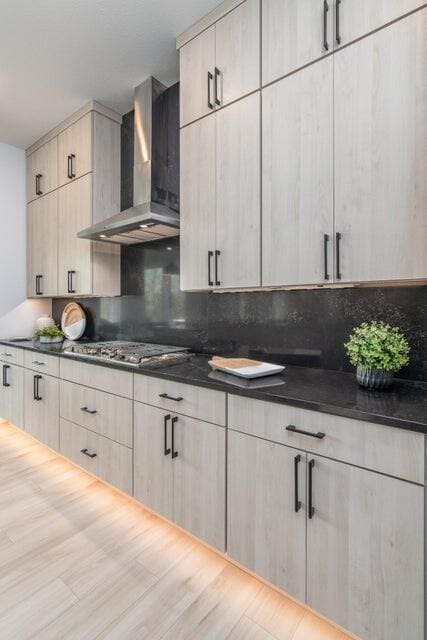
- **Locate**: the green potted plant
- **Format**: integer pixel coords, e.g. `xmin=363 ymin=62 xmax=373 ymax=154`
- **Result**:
xmin=34 ymin=325 xmax=66 ymax=344
xmin=344 ymin=321 xmax=410 ymax=389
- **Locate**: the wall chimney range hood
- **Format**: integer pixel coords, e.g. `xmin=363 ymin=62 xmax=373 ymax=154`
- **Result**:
xmin=78 ymin=77 xmax=180 ymax=245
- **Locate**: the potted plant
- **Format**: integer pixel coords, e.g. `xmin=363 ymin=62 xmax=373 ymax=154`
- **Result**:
xmin=34 ymin=325 xmax=66 ymax=344
xmin=344 ymin=321 xmax=410 ymax=389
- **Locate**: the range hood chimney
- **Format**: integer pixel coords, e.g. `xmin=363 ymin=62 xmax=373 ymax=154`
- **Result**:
xmin=78 ymin=76 xmax=180 ymax=245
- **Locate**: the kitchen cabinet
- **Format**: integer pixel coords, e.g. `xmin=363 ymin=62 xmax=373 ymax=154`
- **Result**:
xmin=0 ymin=362 xmax=24 ymax=429
xmin=24 ymin=369 xmax=59 ymax=451
xmin=134 ymin=402 xmax=226 ymax=550
xmin=26 ymin=137 xmax=57 ymax=203
xmin=334 ymin=10 xmax=427 ymax=282
xmin=179 ymin=0 xmax=260 ymax=127
xmin=27 ymin=191 xmax=58 ymax=297
xmin=180 ymin=92 xmax=261 ymax=290
xmin=262 ymin=0 xmax=333 ymax=85
xmin=57 ymin=113 xmax=92 ymax=187
xmin=307 ymin=455 xmax=424 ymax=640
xmin=262 ymin=58 xmax=333 ymax=286
xmin=228 ymin=429 xmax=307 ymax=601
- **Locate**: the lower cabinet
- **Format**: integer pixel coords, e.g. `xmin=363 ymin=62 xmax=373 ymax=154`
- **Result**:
xmin=24 ymin=369 xmax=59 ymax=451
xmin=60 ymin=418 xmax=133 ymax=495
xmin=227 ymin=429 xmax=307 ymax=601
xmin=307 ymin=455 xmax=424 ymax=640
xmin=134 ymin=402 xmax=226 ymax=551
xmin=0 ymin=363 xmax=24 ymax=428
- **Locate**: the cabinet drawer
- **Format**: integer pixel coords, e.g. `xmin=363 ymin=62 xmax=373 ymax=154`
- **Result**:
xmin=134 ymin=375 xmax=226 ymax=426
xmin=0 ymin=346 xmax=24 ymax=366
xmin=228 ymin=396 xmax=424 ymax=484
xmin=60 ymin=418 xmax=133 ymax=495
xmin=24 ymin=351 xmax=60 ymax=377
xmin=60 ymin=358 xmax=133 ymax=399
xmin=60 ymin=380 xmax=133 ymax=448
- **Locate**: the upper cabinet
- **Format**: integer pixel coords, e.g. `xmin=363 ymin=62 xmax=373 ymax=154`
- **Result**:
xmin=179 ymin=0 xmax=260 ymax=127
xmin=57 ymin=113 xmax=93 ymax=187
xmin=26 ymin=138 xmax=57 ymax=203
xmin=262 ymin=0 xmax=425 ymax=85
xmin=26 ymin=102 xmax=122 ymax=298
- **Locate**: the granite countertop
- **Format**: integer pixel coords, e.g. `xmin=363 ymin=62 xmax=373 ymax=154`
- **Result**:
xmin=1 ymin=339 xmax=426 ymax=434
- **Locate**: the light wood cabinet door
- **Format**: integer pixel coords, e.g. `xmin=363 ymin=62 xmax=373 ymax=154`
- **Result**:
xmin=334 ymin=0 xmax=425 ymax=50
xmin=334 ymin=12 xmax=427 ymax=282
xmin=24 ymin=370 xmax=59 ymax=451
xmin=228 ymin=430 xmax=307 ymax=601
xmin=0 ymin=364 xmax=24 ymax=429
xmin=215 ymin=0 xmax=260 ymax=107
xmin=307 ymin=456 xmax=424 ymax=640
xmin=134 ymin=403 xmax=173 ymax=521
xmin=173 ymin=414 xmax=226 ymax=551
xmin=27 ymin=191 xmax=58 ymax=297
xmin=58 ymin=113 xmax=93 ymax=187
xmin=180 ymin=115 xmax=216 ymax=290
xmin=263 ymin=0 xmax=333 ymax=85
xmin=57 ymin=174 xmax=92 ymax=295
xmin=262 ymin=58 xmax=333 ymax=286
xmin=26 ymin=138 xmax=58 ymax=203
xmin=180 ymin=25 xmax=216 ymax=127
xmin=216 ymin=92 xmax=261 ymax=288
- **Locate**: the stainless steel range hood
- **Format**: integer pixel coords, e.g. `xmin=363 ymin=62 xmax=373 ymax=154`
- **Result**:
xmin=78 ymin=77 xmax=180 ymax=245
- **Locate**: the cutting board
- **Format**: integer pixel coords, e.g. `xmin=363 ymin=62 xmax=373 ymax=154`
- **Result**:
xmin=208 ymin=357 xmax=284 ymax=379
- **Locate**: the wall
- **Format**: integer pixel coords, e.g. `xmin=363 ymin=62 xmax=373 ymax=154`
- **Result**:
xmin=0 ymin=142 xmax=50 ymax=337
xmin=52 ymin=237 xmax=427 ymax=381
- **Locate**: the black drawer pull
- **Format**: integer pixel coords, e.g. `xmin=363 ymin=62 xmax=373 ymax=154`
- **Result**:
xmin=32 ymin=361 xmax=45 ymax=366
xmin=336 ymin=232 xmax=342 ymax=280
xmin=286 ymin=425 xmax=325 ymax=440
xmin=207 ymin=71 xmax=214 ymax=110
xmin=308 ymin=459 xmax=315 ymax=519
xmin=67 ymin=270 xmax=76 ymax=294
xmin=1 ymin=353 xmax=12 ymax=358
xmin=208 ymin=250 xmax=214 ymax=287
xmin=33 ymin=374 xmax=42 ymax=401
xmin=214 ymin=67 xmax=221 ymax=106
xmin=323 ymin=234 xmax=330 ymax=280
xmin=294 ymin=454 xmax=302 ymax=513
xmin=81 ymin=406 xmax=97 ymax=415
xmin=323 ymin=0 xmax=329 ymax=51
xmin=164 ymin=414 xmax=171 ymax=456
xmin=214 ymin=249 xmax=221 ymax=286
xmin=335 ymin=0 xmax=341 ymax=45
xmin=159 ymin=393 xmax=183 ymax=402
xmin=2 ymin=365 xmax=10 ymax=387
xmin=171 ymin=416 xmax=178 ymax=459
xmin=81 ymin=448 xmax=97 ymax=459
xmin=36 ymin=274 xmax=43 ymax=296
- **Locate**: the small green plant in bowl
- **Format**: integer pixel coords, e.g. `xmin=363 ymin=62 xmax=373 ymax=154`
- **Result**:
xmin=344 ymin=321 xmax=410 ymax=389
xmin=34 ymin=325 xmax=66 ymax=344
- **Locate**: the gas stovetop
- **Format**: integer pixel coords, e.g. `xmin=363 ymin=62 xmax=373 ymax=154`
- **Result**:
xmin=64 ymin=341 xmax=191 ymax=368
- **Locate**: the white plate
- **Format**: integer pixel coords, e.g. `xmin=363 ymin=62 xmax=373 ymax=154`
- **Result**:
xmin=61 ymin=303 xmax=86 ymax=341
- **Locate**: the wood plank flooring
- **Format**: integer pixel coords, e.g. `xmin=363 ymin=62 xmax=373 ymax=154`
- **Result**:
xmin=0 ymin=422 xmax=355 ymax=640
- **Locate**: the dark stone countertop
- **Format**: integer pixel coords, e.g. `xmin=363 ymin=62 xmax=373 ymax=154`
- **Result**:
xmin=1 ymin=339 xmax=426 ymax=434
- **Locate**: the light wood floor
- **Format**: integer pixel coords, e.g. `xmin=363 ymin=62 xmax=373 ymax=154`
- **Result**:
xmin=0 ymin=421 xmax=354 ymax=640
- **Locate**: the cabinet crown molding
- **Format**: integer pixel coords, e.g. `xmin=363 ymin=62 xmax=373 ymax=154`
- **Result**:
xmin=26 ymin=100 xmax=122 ymax=157
xmin=176 ymin=0 xmax=245 ymax=49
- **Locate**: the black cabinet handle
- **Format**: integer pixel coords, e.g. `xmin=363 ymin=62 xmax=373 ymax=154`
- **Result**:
xmin=32 ymin=361 xmax=45 ymax=366
xmin=294 ymin=454 xmax=302 ymax=513
xmin=159 ymin=392 xmax=183 ymax=402
xmin=207 ymin=71 xmax=214 ymax=110
xmin=70 ymin=153 xmax=76 ymax=178
xmin=214 ymin=67 xmax=221 ymax=106
xmin=323 ymin=234 xmax=330 ymax=280
xmin=164 ymin=414 xmax=171 ymax=456
xmin=286 ymin=425 xmax=325 ymax=440
xmin=33 ymin=374 xmax=42 ymax=401
xmin=171 ymin=416 xmax=178 ymax=459
xmin=35 ymin=173 xmax=43 ymax=196
xmin=67 ymin=270 xmax=76 ymax=294
xmin=67 ymin=155 xmax=72 ymax=179
xmin=214 ymin=250 xmax=221 ymax=286
xmin=335 ymin=0 xmax=341 ymax=45
xmin=336 ymin=232 xmax=342 ymax=280
xmin=208 ymin=250 xmax=214 ymax=287
xmin=323 ymin=0 xmax=329 ymax=51
xmin=80 ymin=406 xmax=97 ymax=415
xmin=81 ymin=448 xmax=97 ymax=459
xmin=2 ymin=365 xmax=10 ymax=388
xmin=308 ymin=459 xmax=315 ymax=519
xmin=35 ymin=274 xmax=43 ymax=296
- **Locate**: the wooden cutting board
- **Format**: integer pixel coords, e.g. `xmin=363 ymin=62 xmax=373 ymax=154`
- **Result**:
xmin=208 ymin=357 xmax=285 ymax=379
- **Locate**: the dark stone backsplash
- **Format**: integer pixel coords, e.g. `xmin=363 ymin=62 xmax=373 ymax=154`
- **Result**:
xmin=53 ymin=236 xmax=427 ymax=381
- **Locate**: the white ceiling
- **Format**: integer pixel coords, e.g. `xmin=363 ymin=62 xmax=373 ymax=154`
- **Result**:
xmin=0 ymin=0 xmax=219 ymax=149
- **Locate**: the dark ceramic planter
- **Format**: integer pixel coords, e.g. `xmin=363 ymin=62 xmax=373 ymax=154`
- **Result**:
xmin=356 ymin=366 xmax=394 ymax=390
